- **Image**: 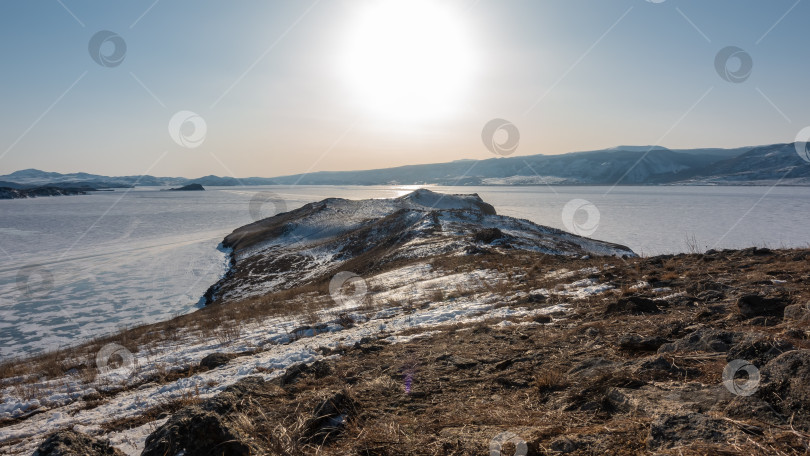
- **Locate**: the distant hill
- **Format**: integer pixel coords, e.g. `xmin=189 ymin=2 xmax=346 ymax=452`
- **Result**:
xmin=268 ymin=144 xmax=808 ymax=186
xmin=2 ymin=143 xmax=809 ymax=188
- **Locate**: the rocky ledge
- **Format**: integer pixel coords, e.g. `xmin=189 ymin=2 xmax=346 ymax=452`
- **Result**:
xmin=204 ymin=189 xmax=635 ymax=304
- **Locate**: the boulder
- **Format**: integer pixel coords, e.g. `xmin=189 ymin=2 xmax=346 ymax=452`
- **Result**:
xmin=279 ymin=360 xmax=332 ymax=387
xmin=199 ymin=352 xmax=236 ymax=370
xmin=141 ymin=408 xmax=254 ymax=456
xmin=142 ymin=377 xmax=269 ymax=456
xmin=473 ymin=227 xmax=505 ymax=244
xmin=756 ymin=350 xmax=810 ymax=428
xmin=619 ymin=334 xmax=667 ymax=352
xmin=726 ymin=334 xmax=794 ymax=366
xmin=604 ymin=296 xmax=660 ymax=315
xmin=658 ymin=328 xmax=741 ymax=354
xmin=726 ymin=350 xmax=810 ymax=430
xmin=647 ymin=413 xmax=734 ymax=451
xmin=736 ymin=294 xmax=789 ymax=318
xmin=783 ymin=303 xmax=810 ymax=322
xmin=33 ymin=430 xmax=126 ymax=456
xmin=635 ymin=356 xmax=695 ymax=379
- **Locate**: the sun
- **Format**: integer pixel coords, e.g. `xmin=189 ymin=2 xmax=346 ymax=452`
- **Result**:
xmin=340 ymin=0 xmax=476 ymax=122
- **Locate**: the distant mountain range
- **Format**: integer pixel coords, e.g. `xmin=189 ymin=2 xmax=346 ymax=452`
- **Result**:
xmin=2 ymin=143 xmax=809 ymax=190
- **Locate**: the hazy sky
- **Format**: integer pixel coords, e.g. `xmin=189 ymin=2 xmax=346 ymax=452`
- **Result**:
xmin=1 ymin=0 xmax=808 ymax=178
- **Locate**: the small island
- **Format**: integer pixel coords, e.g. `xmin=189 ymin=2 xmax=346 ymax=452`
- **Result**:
xmin=164 ymin=183 xmax=205 ymax=192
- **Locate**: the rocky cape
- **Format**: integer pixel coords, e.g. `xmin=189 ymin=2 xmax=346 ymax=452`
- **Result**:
xmin=0 ymin=186 xmax=91 ymax=200
xmin=203 ymin=189 xmax=635 ymax=304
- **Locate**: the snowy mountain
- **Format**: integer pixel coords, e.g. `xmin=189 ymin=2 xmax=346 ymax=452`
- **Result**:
xmin=3 ymin=143 xmax=809 ymax=188
xmin=676 ymin=143 xmax=810 ymax=185
xmin=269 ymin=146 xmax=761 ymax=186
xmin=206 ymin=189 xmax=636 ymax=303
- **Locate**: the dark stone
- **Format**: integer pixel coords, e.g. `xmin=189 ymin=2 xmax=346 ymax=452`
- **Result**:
xmin=199 ymin=352 xmax=236 ymax=370
xmin=784 ymin=303 xmax=810 ymax=321
xmin=741 ymin=247 xmax=774 ymax=257
xmin=33 ymin=430 xmax=126 ymax=456
xmin=528 ymin=293 xmax=548 ymax=304
xmin=550 ymin=436 xmax=578 ymax=453
xmin=473 ymin=227 xmax=505 ymax=244
xmin=142 ymin=377 xmax=268 ymax=456
xmin=737 ymin=295 xmax=789 ymax=318
xmin=647 ymin=413 xmax=733 ymax=450
xmin=303 ymin=391 xmax=356 ymax=444
xmin=725 ymin=350 xmax=810 ymax=430
xmin=533 ymin=314 xmax=552 ymax=324
xmin=141 ymin=408 xmax=253 ymax=456
xmin=726 ymin=335 xmax=794 ymax=367
xmin=619 ymin=334 xmax=667 ymax=352
xmin=658 ymin=328 xmax=741 ymax=354
xmin=696 ymin=290 xmax=725 ymax=303
xmin=604 ymin=296 xmax=660 ymax=315
xmin=279 ymin=361 xmax=332 ymax=387
xmin=636 ymin=356 xmax=693 ymax=378
xmin=755 ymin=350 xmax=810 ymax=429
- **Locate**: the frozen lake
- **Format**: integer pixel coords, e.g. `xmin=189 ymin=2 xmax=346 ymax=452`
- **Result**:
xmin=1 ymin=184 xmax=808 ymax=357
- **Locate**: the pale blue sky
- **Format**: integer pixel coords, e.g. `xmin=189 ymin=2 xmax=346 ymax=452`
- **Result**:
xmin=0 ymin=0 xmax=807 ymax=177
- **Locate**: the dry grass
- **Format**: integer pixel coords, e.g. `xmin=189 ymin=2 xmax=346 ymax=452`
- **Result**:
xmin=4 ymin=247 xmax=810 ymax=455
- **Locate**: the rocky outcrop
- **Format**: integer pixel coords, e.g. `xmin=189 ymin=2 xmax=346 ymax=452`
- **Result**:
xmin=207 ymin=189 xmax=636 ymax=304
xmin=141 ymin=377 xmax=268 ymax=456
xmin=32 ymin=430 xmax=125 ymax=456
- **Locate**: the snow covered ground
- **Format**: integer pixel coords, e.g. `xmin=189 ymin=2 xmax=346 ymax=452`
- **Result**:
xmin=0 ymin=261 xmax=618 ymax=455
